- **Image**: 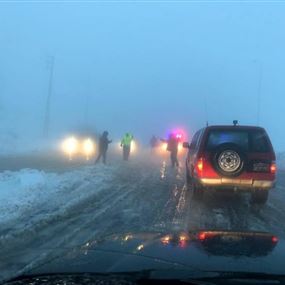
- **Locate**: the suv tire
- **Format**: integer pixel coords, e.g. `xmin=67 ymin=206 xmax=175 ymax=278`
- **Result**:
xmin=212 ymin=143 xmax=245 ymax=177
xmin=251 ymin=190 xmax=269 ymax=204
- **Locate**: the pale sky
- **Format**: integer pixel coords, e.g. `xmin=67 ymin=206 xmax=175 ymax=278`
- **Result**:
xmin=0 ymin=1 xmax=284 ymax=150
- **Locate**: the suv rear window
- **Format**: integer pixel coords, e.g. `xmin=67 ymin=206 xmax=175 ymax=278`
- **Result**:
xmin=206 ymin=129 xmax=271 ymax=153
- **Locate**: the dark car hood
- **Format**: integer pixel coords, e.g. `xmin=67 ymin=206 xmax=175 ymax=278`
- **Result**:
xmin=22 ymin=231 xmax=285 ymax=278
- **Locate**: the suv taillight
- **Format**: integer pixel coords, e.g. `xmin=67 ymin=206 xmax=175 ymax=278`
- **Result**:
xmin=270 ymin=162 xmax=277 ymax=174
xmin=195 ymin=158 xmax=204 ymax=175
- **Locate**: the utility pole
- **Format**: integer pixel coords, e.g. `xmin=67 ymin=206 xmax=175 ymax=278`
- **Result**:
xmin=44 ymin=56 xmax=55 ymax=138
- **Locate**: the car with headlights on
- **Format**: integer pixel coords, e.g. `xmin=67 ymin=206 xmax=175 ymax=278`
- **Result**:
xmin=183 ymin=122 xmax=276 ymax=204
xmin=61 ymin=130 xmax=97 ymax=161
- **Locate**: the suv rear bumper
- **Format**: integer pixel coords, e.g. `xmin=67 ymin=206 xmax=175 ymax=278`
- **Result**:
xmin=199 ymin=178 xmax=275 ymax=190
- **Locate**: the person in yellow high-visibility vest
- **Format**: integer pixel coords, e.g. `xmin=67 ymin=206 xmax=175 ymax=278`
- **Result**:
xmin=120 ymin=133 xmax=134 ymax=161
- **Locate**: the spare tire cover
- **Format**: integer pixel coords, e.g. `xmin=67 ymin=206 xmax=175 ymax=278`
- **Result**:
xmin=212 ymin=143 xmax=245 ymax=177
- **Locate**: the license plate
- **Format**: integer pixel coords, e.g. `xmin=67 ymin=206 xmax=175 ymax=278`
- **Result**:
xmin=253 ymin=163 xmax=269 ymax=172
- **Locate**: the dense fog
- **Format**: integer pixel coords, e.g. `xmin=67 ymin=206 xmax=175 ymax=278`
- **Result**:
xmin=0 ymin=2 xmax=284 ymax=150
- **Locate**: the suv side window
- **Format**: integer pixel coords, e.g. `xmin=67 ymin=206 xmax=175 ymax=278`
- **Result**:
xmin=190 ymin=130 xmax=202 ymax=150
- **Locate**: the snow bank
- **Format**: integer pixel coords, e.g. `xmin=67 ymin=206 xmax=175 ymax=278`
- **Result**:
xmin=0 ymin=169 xmax=45 ymax=201
xmin=0 ymin=166 xmax=114 ymax=226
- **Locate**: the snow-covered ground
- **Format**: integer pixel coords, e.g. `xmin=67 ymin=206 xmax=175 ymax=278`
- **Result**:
xmin=1 ymin=157 xmax=285 ymax=282
xmin=0 ymin=166 xmax=115 ymax=228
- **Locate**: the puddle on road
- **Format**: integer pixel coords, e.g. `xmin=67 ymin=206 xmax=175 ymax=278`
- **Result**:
xmin=175 ymin=164 xmax=183 ymax=180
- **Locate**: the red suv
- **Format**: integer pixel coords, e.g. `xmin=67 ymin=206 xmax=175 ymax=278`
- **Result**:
xmin=183 ymin=124 xmax=276 ymax=204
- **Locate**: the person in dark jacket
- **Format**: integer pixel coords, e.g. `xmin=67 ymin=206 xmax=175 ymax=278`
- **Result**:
xmin=161 ymin=133 xmax=179 ymax=168
xmin=168 ymin=133 xmax=179 ymax=168
xmin=95 ymin=131 xmax=112 ymax=164
xmin=150 ymin=135 xmax=158 ymax=153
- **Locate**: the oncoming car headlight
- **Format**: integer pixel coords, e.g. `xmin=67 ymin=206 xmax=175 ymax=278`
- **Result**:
xmin=62 ymin=136 xmax=79 ymax=159
xmin=82 ymin=138 xmax=95 ymax=159
xmin=178 ymin=143 xmax=183 ymax=153
xmin=161 ymin=142 xmax=168 ymax=152
xmin=130 ymin=140 xmax=136 ymax=154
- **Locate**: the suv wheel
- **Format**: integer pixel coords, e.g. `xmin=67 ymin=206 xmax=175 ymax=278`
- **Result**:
xmin=212 ymin=143 xmax=246 ymax=177
xmin=251 ymin=190 xmax=269 ymax=204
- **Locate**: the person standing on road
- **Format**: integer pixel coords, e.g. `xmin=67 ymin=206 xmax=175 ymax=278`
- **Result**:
xmin=120 ymin=133 xmax=134 ymax=161
xmin=150 ymin=135 xmax=158 ymax=153
xmin=161 ymin=133 xmax=179 ymax=168
xmin=95 ymin=131 xmax=112 ymax=164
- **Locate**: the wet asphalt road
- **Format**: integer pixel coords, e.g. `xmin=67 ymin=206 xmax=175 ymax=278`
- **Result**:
xmin=0 ymin=152 xmax=285 ymax=281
